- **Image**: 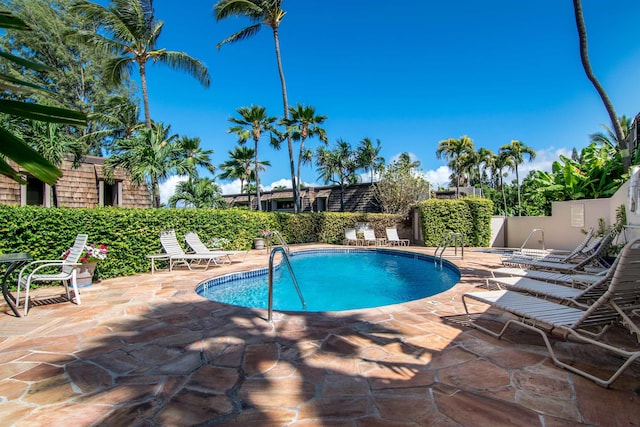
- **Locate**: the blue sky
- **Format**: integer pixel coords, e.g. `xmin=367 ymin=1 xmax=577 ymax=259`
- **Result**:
xmin=121 ymin=1 xmax=640 ymax=201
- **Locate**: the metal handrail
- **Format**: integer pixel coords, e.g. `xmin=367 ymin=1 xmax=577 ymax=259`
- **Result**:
xmin=434 ymin=232 xmax=464 ymax=267
xmin=268 ymin=230 xmax=290 ymax=254
xmin=267 ymin=246 xmax=305 ymax=322
xmin=519 ymin=228 xmax=545 ymax=251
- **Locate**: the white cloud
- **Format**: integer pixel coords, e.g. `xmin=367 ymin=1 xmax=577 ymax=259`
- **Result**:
xmin=507 ymin=146 xmax=572 ymax=182
xmin=220 ymin=180 xmax=242 ymax=195
xmin=423 ymin=166 xmax=451 ymax=189
xmin=159 ymin=175 xmax=187 ymax=205
xmin=263 ymin=178 xmax=292 ymax=191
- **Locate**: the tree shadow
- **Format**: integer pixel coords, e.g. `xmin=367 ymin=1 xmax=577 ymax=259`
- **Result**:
xmin=3 ymin=269 xmax=640 ymax=426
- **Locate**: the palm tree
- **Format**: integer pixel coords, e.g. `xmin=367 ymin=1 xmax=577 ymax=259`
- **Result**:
xmin=0 ymin=10 xmax=86 ymax=185
xmin=83 ymin=96 xmax=143 ymax=155
xmin=214 ymin=0 xmax=298 ymax=209
xmin=316 ymin=139 xmax=360 ymax=211
xmin=168 ymin=177 xmax=224 ymax=208
xmin=572 ymin=0 xmax=626 ymax=170
xmin=281 ymin=104 xmax=328 ymax=211
xmin=227 ymin=105 xmax=277 ymax=210
xmin=494 ymin=151 xmax=515 ymax=215
xmin=105 ymin=121 xmax=180 ymax=208
xmin=499 ymin=140 xmax=536 ymax=216
xmin=174 ymin=136 xmax=216 ymax=177
xmin=72 ymin=0 xmax=210 ymax=128
xmin=589 ymin=115 xmax=633 ymax=151
xmin=356 ymin=137 xmax=384 ymax=182
xmin=218 ymin=145 xmax=269 ymax=207
xmin=436 ymin=135 xmax=474 ymax=198
xmin=476 ymin=147 xmax=496 ymax=198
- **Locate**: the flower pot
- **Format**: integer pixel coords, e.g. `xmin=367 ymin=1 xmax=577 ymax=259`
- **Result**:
xmin=76 ymin=262 xmax=98 ymax=288
xmin=253 ymin=238 xmax=265 ymax=250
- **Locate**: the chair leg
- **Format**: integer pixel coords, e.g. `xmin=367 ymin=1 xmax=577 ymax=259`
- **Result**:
xmin=71 ymin=270 xmax=80 ymax=305
xmin=23 ymin=278 xmax=31 ymax=316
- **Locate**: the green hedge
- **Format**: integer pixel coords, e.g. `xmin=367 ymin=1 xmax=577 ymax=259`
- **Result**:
xmin=0 ymin=206 xmax=403 ymax=280
xmin=417 ymin=198 xmax=493 ymax=246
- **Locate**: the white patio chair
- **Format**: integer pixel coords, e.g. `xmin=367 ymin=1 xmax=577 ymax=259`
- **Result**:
xmin=385 ymin=228 xmax=410 ymax=246
xmin=344 ymin=228 xmax=361 ymax=246
xmin=184 ymin=231 xmax=248 ymax=264
xmin=463 ymin=238 xmax=640 ymax=387
xmin=16 ymin=233 xmax=88 ymax=315
xmin=160 ymin=230 xmax=224 ymax=271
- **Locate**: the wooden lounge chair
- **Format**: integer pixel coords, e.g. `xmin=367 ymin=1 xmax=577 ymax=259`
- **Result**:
xmin=16 ymin=234 xmax=88 ymax=315
xmin=385 ymin=228 xmax=410 ymax=246
xmin=184 ymin=231 xmax=248 ymax=263
xmin=462 ymin=238 xmax=640 ymax=387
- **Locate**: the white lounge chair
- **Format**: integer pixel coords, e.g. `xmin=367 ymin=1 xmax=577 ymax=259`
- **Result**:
xmin=362 ymin=228 xmax=383 ymax=246
xmin=501 ymin=228 xmax=594 ymax=263
xmin=490 ymin=266 xmax=607 ymax=286
xmin=502 ymin=231 xmax=615 ymax=272
xmin=463 ymin=238 xmax=640 ymax=387
xmin=184 ymin=231 xmax=248 ymax=264
xmin=344 ymin=228 xmax=361 ymax=246
xmin=160 ymin=230 xmax=224 ymax=271
xmin=487 ymin=249 xmax=623 ymax=306
xmin=16 ymin=233 xmax=88 ymax=315
xmin=385 ymin=228 xmax=409 ymax=246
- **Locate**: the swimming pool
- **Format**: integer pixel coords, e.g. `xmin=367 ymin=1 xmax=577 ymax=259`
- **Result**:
xmin=196 ymin=249 xmax=461 ymax=312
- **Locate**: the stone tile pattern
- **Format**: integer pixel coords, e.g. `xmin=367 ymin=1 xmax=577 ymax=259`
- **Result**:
xmin=0 ymin=245 xmax=638 ymax=426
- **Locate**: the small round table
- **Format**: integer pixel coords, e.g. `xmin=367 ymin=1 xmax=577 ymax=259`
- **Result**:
xmin=0 ymin=253 xmax=32 ymax=317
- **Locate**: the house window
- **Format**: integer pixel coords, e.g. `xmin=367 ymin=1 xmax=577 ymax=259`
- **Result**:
xmin=276 ymin=200 xmax=294 ymax=210
xmin=99 ymin=180 xmax=122 ymax=207
xmin=316 ymin=197 xmax=327 ymax=212
xmin=21 ymin=175 xmax=51 ymax=206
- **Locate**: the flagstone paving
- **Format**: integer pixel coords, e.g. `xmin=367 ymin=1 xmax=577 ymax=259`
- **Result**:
xmin=0 ymin=244 xmax=638 ymax=426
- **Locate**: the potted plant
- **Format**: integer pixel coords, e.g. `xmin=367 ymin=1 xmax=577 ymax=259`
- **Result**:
xmin=254 ymin=230 xmax=271 ymax=250
xmin=62 ymin=243 xmax=108 ymax=287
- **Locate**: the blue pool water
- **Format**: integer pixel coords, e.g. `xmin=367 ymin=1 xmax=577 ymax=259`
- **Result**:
xmin=196 ymin=249 xmax=461 ymax=312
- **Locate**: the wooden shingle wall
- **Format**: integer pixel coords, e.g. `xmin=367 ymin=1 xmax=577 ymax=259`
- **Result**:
xmin=0 ymin=156 xmax=152 ymax=208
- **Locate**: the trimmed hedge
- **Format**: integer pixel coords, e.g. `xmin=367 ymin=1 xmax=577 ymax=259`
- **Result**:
xmin=417 ymin=198 xmax=493 ymax=247
xmin=0 ymin=206 xmax=403 ymax=280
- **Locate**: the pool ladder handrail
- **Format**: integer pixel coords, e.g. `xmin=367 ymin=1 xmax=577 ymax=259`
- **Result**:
xmin=268 ymin=230 xmax=290 ymax=255
xmin=267 ymin=246 xmax=306 ymax=322
xmin=434 ymin=232 xmax=464 ymax=267
xmin=519 ymin=228 xmax=545 ymax=251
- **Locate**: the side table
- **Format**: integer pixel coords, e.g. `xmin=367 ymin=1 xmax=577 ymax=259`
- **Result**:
xmin=1 ymin=253 xmax=32 ymax=317
xmin=146 ymin=253 xmax=170 ymax=274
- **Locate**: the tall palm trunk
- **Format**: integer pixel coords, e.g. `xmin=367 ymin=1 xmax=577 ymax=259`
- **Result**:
xmin=139 ymin=62 xmax=152 ymax=128
xmin=271 ymin=28 xmax=297 ymax=212
xmin=572 ymin=0 xmax=627 ymax=170
xmin=296 ymin=136 xmax=306 ymax=209
xmin=254 ymin=138 xmax=261 ymax=211
xmin=515 ymin=165 xmax=521 ymax=216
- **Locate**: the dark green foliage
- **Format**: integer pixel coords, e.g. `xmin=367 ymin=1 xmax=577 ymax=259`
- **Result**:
xmin=417 ymin=198 xmax=492 ymax=247
xmin=0 ymin=207 xmax=405 ymax=284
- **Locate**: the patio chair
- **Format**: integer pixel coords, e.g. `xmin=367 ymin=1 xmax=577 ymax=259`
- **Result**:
xmin=16 ymin=233 xmax=88 ymax=316
xmin=490 ymin=266 xmax=608 ymax=286
xmin=385 ymin=228 xmax=409 ymax=246
xmin=462 ymin=238 xmax=640 ymax=387
xmin=363 ymin=228 xmax=383 ymax=246
xmin=501 ymin=228 xmax=594 ymax=263
xmin=184 ymin=231 xmax=248 ymax=264
xmin=502 ymin=231 xmax=615 ymax=272
xmin=160 ymin=230 xmax=224 ymax=271
xmin=344 ymin=228 xmax=361 ymax=246
xmin=486 ymin=247 xmax=624 ymax=306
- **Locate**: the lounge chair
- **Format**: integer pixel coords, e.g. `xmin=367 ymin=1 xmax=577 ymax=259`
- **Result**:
xmin=344 ymin=228 xmax=361 ymax=246
xmin=386 ymin=228 xmax=409 ymax=246
xmin=501 ymin=228 xmax=595 ymax=263
xmin=486 ymin=249 xmax=623 ymax=306
xmin=363 ymin=228 xmax=383 ymax=246
xmin=184 ymin=231 xmax=248 ymax=264
xmin=490 ymin=266 xmax=607 ymax=286
xmin=160 ymin=230 xmax=225 ymax=271
xmin=462 ymin=238 xmax=640 ymax=387
xmin=16 ymin=234 xmax=88 ymax=315
xmin=502 ymin=231 xmax=615 ymax=272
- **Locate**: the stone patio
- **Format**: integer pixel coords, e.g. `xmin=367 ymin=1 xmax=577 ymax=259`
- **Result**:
xmin=0 ymin=244 xmax=638 ymax=426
